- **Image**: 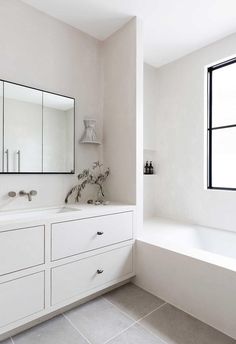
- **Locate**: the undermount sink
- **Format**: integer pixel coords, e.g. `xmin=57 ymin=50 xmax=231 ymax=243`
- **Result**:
xmin=0 ymin=206 xmax=80 ymax=222
xmin=35 ymin=207 xmax=81 ymax=215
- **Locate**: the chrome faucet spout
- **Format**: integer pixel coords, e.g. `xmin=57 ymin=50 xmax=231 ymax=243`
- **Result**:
xmin=19 ymin=190 xmax=31 ymax=201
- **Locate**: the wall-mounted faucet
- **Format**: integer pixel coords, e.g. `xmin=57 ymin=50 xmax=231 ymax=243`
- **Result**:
xmin=19 ymin=190 xmax=37 ymax=202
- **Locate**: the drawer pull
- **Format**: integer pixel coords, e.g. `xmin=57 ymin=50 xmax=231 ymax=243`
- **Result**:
xmin=97 ymin=231 xmax=104 ymax=235
xmin=97 ymin=269 xmax=104 ymax=274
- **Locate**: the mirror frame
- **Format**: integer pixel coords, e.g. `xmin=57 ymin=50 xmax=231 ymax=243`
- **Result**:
xmin=0 ymin=78 xmax=75 ymax=174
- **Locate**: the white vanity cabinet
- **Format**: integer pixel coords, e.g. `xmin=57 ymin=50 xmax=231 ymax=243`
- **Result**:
xmin=0 ymin=206 xmax=135 ymax=340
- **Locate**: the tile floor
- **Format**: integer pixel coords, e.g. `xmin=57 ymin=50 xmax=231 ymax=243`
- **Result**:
xmin=2 ymin=283 xmax=235 ymax=344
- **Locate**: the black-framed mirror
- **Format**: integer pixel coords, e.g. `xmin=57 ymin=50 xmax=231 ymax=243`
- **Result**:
xmin=0 ymin=79 xmax=75 ymax=174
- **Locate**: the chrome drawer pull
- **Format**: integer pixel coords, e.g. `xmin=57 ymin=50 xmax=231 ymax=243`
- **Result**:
xmin=97 ymin=231 xmax=104 ymax=235
xmin=97 ymin=269 xmax=104 ymax=274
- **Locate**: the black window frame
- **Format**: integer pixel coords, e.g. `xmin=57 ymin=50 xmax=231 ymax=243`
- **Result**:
xmin=207 ymin=57 xmax=236 ymax=191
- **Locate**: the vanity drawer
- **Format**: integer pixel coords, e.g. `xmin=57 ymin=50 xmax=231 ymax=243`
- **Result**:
xmin=0 ymin=272 xmax=45 ymax=328
xmin=51 ymin=212 xmax=133 ymax=261
xmin=0 ymin=226 xmax=45 ymax=276
xmin=51 ymin=245 xmax=133 ymax=305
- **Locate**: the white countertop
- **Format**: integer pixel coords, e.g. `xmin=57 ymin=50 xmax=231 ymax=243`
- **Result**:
xmin=0 ymin=203 xmax=136 ymax=231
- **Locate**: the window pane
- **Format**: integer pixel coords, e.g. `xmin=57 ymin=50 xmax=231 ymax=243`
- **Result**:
xmin=212 ymin=63 xmax=236 ymax=128
xmin=212 ymin=127 xmax=236 ymax=188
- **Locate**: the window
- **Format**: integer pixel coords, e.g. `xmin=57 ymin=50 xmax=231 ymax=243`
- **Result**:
xmin=208 ymin=57 xmax=236 ymax=190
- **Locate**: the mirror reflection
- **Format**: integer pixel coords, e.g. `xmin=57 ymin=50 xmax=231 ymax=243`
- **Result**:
xmin=4 ymin=82 xmax=43 ymax=173
xmin=43 ymin=93 xmax=74 ymax=173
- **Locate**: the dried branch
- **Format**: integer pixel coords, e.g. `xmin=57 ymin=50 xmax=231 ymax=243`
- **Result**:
xmin=64 ymin=161 xmax=110 ymax=204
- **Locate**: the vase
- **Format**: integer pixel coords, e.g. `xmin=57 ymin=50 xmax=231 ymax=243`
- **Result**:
xmin=96 ymin=186 xmax=104 ymax=202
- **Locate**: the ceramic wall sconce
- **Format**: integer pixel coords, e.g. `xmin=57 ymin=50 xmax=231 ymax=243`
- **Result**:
xmin=80 ymin=119 xmax=101 ymax=144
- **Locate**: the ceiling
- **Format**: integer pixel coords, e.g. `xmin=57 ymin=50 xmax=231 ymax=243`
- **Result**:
xmin=22 ymin=0 xmax=236 ymax=67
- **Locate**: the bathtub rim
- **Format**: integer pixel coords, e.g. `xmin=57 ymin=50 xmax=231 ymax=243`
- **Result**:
xmin=136 ymin=236 xmax=236 ymax=273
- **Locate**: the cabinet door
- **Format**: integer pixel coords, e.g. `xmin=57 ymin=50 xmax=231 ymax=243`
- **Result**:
xmin=51 ymin=212 xmax=133 ymax=260
xmin=0 ymin=226 xmax=45 ymax=276
xmin=51 ymin=245 xmax=133 ymax=305
xmin=4 ymin=82 xmax=43 ymax=172
xmin=0 ymin=272 xmax=44 ymax=328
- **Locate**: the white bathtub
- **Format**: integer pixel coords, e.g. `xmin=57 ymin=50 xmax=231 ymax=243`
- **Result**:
xmin=135 ymin=217 xmax=236 ymax=339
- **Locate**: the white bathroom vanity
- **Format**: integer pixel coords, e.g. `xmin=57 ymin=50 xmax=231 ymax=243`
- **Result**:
xmin=0 ymin=204 xmax=136 ymax=340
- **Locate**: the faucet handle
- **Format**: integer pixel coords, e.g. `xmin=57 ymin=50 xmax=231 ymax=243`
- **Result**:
xmin=8 ymin=191 xmax=16 ymax=198
xmin=29 ymin=190 xmax=37 ymax=196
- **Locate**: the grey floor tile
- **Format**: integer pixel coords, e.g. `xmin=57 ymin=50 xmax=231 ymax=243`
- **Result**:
xmin=13 ymin=315 xmax=88 ymax=344
xmin=139 ymin=303 xmax=236 ymax=344
xmin=104 ymin=283 xmax=165 ymax=321
xmin=65 ymin=297 xmax=134 ymax=344
xmin=108 ymin=324 xmax=164 ymax=344
xmin=0 ymin=339 xmax=12 ymax=344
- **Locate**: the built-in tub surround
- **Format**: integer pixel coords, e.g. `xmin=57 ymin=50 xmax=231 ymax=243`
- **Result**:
xmin=0 ymin=204 xmax=135 ymax=341
xmin=135 ymin=217 xmax=236 ymax=339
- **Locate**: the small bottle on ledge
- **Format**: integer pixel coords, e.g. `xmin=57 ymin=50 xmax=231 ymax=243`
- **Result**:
xmin=149 ymin=161 xmax=154 ymax=175
xmin=144 ymin=161 xmax=149 ymax=174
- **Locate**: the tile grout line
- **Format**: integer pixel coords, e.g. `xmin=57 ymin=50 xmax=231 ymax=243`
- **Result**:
xmin=137 ymin=322 xmax=169 ymax=344
xmin=62 ymin=313 xmax=92 ymax=344
xmin=136 ymin=304 xmax=171 ymax=344
xmin=9 ymin=297 xmax=167 ymax=344
xmin=103 ymin=321 xmax=137 ymax=344
xmin=103 ymin=302 xmax=167 ymax=344
xmin=103 ymin=294 xmax=167 ymax=323
xmin=8 ymin=300 xmax=167 ymax=344
xmin=102 ymin=296 xmax=137 ymax=322
xmin=137 ymin=302 xmax=167 ymax=321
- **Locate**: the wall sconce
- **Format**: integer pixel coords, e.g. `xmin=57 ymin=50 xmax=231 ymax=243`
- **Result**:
xmin=80 ymin=119 xmax=101 ymax=144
